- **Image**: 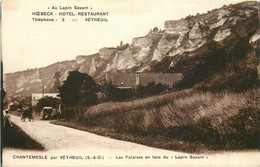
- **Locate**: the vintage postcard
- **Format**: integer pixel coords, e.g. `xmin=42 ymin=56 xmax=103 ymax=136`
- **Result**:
xmin=1 ymin=0 xmax=260 ymax=166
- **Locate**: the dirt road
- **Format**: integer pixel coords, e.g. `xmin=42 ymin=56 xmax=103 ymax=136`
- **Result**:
xmin=2 ymin=115 xmax=260 ymax=167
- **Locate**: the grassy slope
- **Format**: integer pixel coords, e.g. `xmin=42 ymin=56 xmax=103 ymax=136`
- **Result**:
xmin=2 ymin=122 xmax=45 ymax=150
xmin=52 ymin=88 xmax=260 ymax=152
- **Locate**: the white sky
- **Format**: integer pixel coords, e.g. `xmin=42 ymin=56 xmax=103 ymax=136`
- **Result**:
xmin=2 ymin=0 xmax=246 ymax=73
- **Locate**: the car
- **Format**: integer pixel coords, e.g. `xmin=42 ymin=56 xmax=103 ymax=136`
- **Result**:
xmin=41 ymin=107 xmax=53 ymax=120
xmin=21 ymin=106 xmax=34 ymax=122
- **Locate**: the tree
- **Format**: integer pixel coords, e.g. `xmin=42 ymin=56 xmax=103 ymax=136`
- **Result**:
xmin=36 ymin=96 xmax=60 ymax=112
xmin=59 ymin=70 xmax=98 ymax=107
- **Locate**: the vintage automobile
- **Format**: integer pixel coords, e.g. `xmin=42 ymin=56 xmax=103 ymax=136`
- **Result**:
xmin=21 ymin=106 xmax=34 ymax=122
xmin=41 ymin=107 xmax=62 ymax=120
xmin=41 ymin=107 xmax=53 ymax=120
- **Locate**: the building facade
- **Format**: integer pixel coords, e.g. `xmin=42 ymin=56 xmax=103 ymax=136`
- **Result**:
xmin=31 ymin=93 xmax=59 ymax=106
xmin=105 ymin=72 xmax=183 ymax=89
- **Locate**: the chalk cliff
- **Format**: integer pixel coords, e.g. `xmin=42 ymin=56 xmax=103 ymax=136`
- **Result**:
xmin=4 ymin=1 xmax=260 ymax=98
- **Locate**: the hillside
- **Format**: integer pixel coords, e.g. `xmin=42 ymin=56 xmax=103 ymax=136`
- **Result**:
xmin=4 ymin=1 xmax=260 ymax=98
xmin=53 ymin=87 xmax=260 ymax=152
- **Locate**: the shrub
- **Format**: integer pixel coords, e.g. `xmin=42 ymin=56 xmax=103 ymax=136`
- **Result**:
xmin=63 ymin=107 xmax=76 ymax=120
xmin=136 ymin=82 xmax=169 ymax=96
xmin=222 ymin=107 xmax=260 ymax=149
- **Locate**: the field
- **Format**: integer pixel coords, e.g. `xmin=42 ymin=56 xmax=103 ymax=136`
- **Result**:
xmin=53 ymin=88 xmax=260 ymax=152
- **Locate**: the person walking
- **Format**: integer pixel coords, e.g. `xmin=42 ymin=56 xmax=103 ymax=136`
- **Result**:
xmin=3 ymin=110 xmax=13 ymax=128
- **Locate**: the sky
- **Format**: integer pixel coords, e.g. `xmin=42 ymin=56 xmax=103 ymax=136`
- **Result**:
xmin=2 ymin=0 xmax=246 ymax=74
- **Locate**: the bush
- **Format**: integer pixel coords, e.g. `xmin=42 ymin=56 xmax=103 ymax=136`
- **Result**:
xmin=166 ymin=107 xmax=260 ymax=150
xmin=63 ymin=107 xmax=75 ymax=120
xmin=107 ymin=86 xmax=136 ymax=101
xmin=223 ymin=107 xmax=260 ymax=149
xmin=166 ymin=118 xmax=221 ymax=149
xmin=103 ymin=81 xmax=168 ymax=102
xmin=136 ymin=82 xmax=168 ymax=96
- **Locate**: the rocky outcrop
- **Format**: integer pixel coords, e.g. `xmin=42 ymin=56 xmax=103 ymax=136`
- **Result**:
xmin=132 ymin=37 xmax=153 ymax=62
xmin=213 ymin=28 xmax=231 ymax=42
xmin=189 ymin=22 xmax=202 ymax=40
xmin=99 ymin=48 xmax=115 ymax=60
xmin=116 ymin=47 xmax=136 ymax=70
xmin=249 ymin=30 xmax=260 ymax=46
xmin=164 ymin=20 xmax=190 ymax=34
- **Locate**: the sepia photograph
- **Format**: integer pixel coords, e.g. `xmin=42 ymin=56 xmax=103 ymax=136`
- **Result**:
xmin=1 ymin=0 xmax=260 ymax=166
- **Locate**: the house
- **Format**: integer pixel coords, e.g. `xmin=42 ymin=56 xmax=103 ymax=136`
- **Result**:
xmin=105 ymin=72 xmax=183 ymax=89
xmin=31 ymin=93 xmax=59 ymax=106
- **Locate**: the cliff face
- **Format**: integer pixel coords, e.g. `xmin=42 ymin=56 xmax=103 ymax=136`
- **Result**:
xmin=4 ymin=1 xmax=260 ymax=98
